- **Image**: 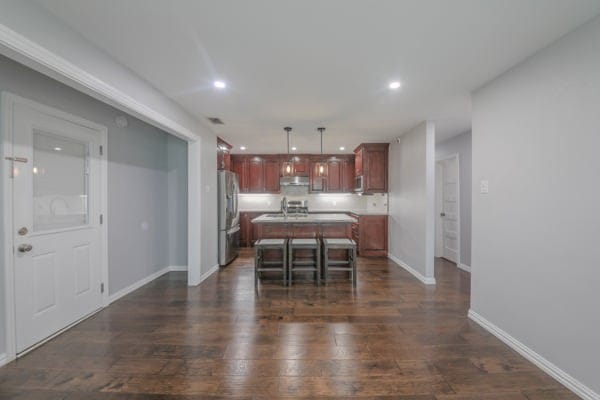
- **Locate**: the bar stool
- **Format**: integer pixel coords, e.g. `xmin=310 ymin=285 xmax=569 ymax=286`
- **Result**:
xmin=322 ymin=238 xmax=357 ymax=287
xmin=288 ymin=238 xmax=321 ymax=286
xmin=254 ymin=239 xmax=288 ymax=288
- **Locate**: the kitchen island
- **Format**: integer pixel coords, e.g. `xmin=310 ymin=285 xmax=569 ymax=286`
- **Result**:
xmin=251 ymin=213 xmax=357 ymax=278
xmin=251 ymin=213 xmax=356 ymax=240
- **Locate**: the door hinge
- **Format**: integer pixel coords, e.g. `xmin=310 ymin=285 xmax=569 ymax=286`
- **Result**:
xmin=99 ymin=145 xmax=103 ymax=156
xmin=100 ymin=283 xmax=105 ymax=294
xmin=100 ymin=214 xmax=103 ymax=224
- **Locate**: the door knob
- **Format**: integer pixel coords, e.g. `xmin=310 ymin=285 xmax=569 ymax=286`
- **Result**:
xmin=18 ymin=244 xmax=33 ymax=253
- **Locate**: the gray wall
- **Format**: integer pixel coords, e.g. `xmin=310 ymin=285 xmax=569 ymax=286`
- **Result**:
xmin=388 ymin=122 xmax=436 ymax=281
xmin=436 ymin=131 xmax=472 ymax=266
xmin=201 ymin=139 xmax=218 ymax=274
xmin=167 ymin=135 xmax=188 ymax=267
xmin=0 ymin=54 xmax=188 ymax=356
xmin=472 ymin=16 xmax=600 ymax=395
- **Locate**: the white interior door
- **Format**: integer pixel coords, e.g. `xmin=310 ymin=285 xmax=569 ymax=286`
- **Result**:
xmin=439 ymin=158 xmax=459 ymax=263
xmin=11 ymin=99 xmax=104 ymax=354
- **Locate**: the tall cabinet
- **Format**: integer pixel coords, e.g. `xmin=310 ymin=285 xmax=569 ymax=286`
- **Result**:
xmin=354 ymin=143 xmax=389 ymax=194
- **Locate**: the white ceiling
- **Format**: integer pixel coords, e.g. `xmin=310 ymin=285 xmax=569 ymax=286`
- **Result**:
xmin=34 ymin=0 xmax=600 ymax=153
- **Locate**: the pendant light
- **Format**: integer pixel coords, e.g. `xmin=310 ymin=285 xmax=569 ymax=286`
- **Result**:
xmin=316 ymin=127 xmax=327 ymax=177
xmin=282 ymin=126 xmax=293 ymax=175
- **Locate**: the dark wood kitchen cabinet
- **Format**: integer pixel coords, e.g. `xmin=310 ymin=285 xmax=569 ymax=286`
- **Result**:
xmin=247 ymin=156 xmax=264 ymax=193
xmin=309 ymin=155 xmax=354 ymax=193
xmin=349 ymin=213 xmax=388 ymax=257
xmin=231 ymin=155 xmax=280 ymax=194
xmin=263 ymin=156 xmax=281 ymax=193
xmin=354 ymin=143 xmax=389 ymax=194
xmin=342 ymin=157 xmax=355 ymax=192
xmin=240 ymin=211 xmax=267 ymax=247
xmin=231 ymin=155 xmax=248 ymax=192
xmin=281 ymin=156 xmax=309 ymax=177
xmin=217 ymin=137 xmax=232 ymax=171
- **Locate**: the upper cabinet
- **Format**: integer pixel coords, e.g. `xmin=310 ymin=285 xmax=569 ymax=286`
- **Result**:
xmin=217 ymin=137 xmax=232 ymax=171
xmin=281 ymin=155 xmax=309 ymax=177
xmin=233 ymin=153 xmax=355 ymax=194
xmin=231 ymin=155 xmax=248 ymax=192
xmin=231 ymin=154 xmax=281 ymax=194
xmin=354 ymin=143 xmax=389 ymax=194
xmin=309 ymin=155 xmax=354 ymax=193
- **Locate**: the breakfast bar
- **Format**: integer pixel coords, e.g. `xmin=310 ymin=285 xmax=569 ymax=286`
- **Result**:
xmin=252 ymin=213 xmax=357 ymax=284
xmin=251 ymin=213 xmax=356 ymax=239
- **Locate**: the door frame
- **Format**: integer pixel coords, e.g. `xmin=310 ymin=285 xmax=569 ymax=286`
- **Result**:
xmin=435 ymin=153 xmax=461 ymax=265
xmin=1 ymin=92 xmax=109 ymax=362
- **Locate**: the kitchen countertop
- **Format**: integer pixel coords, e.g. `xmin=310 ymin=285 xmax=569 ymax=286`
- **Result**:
xmin=241 ymin=209 xmax=388 ymax=216
xmin=251 ymin=213 xmax=357 ymax=224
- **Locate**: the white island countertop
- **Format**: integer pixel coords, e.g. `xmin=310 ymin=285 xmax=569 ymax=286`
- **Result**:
xmin=251 ymin=213 xmax=357 ymax=224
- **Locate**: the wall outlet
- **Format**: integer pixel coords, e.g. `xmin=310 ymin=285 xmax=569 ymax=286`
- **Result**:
xmin=480 ymin=180 xmax=489 ymax=194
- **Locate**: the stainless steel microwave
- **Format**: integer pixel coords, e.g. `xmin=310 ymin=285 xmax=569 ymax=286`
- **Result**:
xmin=354 ymin=175 xmax=364 ymax=192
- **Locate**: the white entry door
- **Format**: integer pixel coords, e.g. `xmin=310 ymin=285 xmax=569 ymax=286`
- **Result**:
xmin=439 ymin=157 xmax=459 ymax=263
xmin=9 ymin=96 xmax=105 ymax=354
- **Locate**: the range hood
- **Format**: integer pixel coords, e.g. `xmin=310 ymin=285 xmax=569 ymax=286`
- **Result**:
xmin=280 ymin=176 xmax=309 ymax=186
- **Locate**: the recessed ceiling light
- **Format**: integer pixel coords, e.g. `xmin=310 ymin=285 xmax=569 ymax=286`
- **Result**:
xmin=53 ymin=147 xmax=62 ymax=151
xmin=240 ymin=146 xmax=246 ymax=150
xmin=389 ymin=81 xmax=401 ymax=89
xmin=213 ymin=80 xmax=226 ymax=89
xmin=339 ymin=146 xmax=345 ymax=151
xmin=291 ymin=147 xmax=297 ymax=151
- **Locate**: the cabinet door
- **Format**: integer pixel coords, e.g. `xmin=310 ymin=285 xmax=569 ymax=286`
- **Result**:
xmin=365 ymin=148 xmax=387 ymax=193
xmin=326 ymin=159 xmax=342 ymax=192
xmin=264 ymin=157 xmax=280 ymax=193
xmin=343 ymin=158 xmax=355 ymax=193
xmin=309 ymin=160 xmax=325 ymax=192
xmin=293 ymin=156 xmax=310 ymax=176
xmin=231 ymin=156 xmax=248 ymax=192
xmin=247 ymin=157 xmax=265 ymax=193
xmin=354 ymin=147 xmax=363 ymax=175
xmin=360 ymin=215 xmax=388 ymax=256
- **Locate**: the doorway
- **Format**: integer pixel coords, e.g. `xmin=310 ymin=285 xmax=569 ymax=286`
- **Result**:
xmin=2 ymin=93 xmax=108 ymax=356
xmin=435 ymin=154 xmax=460 ymax=264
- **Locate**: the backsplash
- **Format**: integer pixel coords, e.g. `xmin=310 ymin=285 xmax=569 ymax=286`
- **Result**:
xmin=239 ymin=193 xmax=388 ymax=213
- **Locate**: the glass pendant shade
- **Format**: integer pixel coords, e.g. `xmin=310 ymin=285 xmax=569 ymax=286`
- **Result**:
xmin=316 ymin=127 xmax=327 ymax=177
xmin=283 ymin=126 xmax=293 ymax=175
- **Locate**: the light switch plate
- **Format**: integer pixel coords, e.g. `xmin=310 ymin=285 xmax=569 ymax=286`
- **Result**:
xmin=480 ymin=180 xmax=489 ymax=194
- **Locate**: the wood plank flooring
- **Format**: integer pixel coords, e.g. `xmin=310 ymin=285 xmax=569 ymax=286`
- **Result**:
xmin=0 ymin=249 xmax=577 ymax=399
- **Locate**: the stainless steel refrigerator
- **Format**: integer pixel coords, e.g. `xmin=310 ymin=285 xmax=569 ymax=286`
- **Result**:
xmin=218 ymin=170 xmax=240 ymax=266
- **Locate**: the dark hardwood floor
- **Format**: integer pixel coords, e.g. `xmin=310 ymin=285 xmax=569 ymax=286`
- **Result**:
xmin=0 ymin=249 xmax=576 ymax=399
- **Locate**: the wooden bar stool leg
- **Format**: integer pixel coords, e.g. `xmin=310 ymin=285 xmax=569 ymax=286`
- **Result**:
xmin=288 ymin=244 xmax=293 ymax=286
xmin=323 ymin=244 xmax=329 ymax=285
xmin=352 ymin=247 xmax=357 ymax=288
xmin=283 ymin=245 xmax=287 ymax=287
xmin=254 ymin=247 xmax=260 ymax=290
xmin=316 ymin=242 xmax=321 ymax=287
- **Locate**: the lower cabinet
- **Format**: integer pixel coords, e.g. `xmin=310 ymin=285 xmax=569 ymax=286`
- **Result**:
xmin=240 ymin=211 xmax=266 ymax=247
xmin=349 ymin=213 xmax=388 ymax=257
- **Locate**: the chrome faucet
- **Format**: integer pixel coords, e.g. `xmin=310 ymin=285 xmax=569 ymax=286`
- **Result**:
xmin=281 ymin=196 xmax=288 ymax=217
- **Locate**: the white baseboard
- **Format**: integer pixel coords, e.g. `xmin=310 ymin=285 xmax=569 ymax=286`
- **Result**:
xmin=458 ymin=263 xmax=471 ymax=273
xmin=199 ymin=264 xmax=219 ymax=284
xmin=0 ymin=353 xmax=11 ymax=368
xmin=468 ymin=309 xmax=599 ymax=400
xmin=109 ymin=266 xmax=170 ymax=304
xmin=168 ymin=265 xmax=188 ymax=272
xmin=388 ymin=254 xmax=436 ymax=285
